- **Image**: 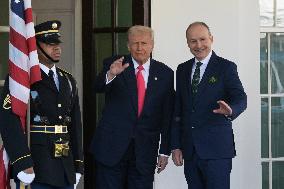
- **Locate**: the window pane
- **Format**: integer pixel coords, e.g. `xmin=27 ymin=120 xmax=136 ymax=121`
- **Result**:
xmin=94 ymin=33 xmax=113 ymax=74
xmin=0 ymin=0 xmax=9 ymax=26
xmin=260 ymin=0 xmax=274 ymax=26
xmin=276 ymin=0 xmax=284 ymax=27
xmin=271 ymin=97 xmax=284 ymax=157
xmin=262 ymin=162 xmax=269 ymax=189
xmin=117 ymin=0 xmax=132 ymax=27
xmin=262 ymin=98 xmax=269 ymax=158
xmin=116 ymin=33 xmax=128 ymax=55
xmin=273 ymin=161 xmax=284 ymax=189
xmin=94 ymin=0 xmax=111 ymax=27
xmin=261 ymin=33 xmax=268 ymax=94
xmin=270 ymin=33 xmax=284 ymax=94
xmin=0 ymin=32 xmax=9 ymax=80
xmin=94 ymin=33 xmax=112 ymax=123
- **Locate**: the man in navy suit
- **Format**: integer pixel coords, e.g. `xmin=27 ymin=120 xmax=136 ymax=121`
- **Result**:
xmin=90 ymin=25 xmax=174 ymax=189
xmin=171 ymin=22 xmax=247 ymax=189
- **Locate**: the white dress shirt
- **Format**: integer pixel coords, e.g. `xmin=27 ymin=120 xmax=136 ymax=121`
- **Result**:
xmin=191 ymin=51 xmax=212 ymax=83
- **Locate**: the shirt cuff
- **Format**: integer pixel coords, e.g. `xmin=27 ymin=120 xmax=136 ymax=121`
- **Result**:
xmin=105 ymin=72 xmax=116 ymax=84
xmin=159 ymin=154 xmax=169 ymax=158
xmin=224 ymin=114 xmax=233 ymax=121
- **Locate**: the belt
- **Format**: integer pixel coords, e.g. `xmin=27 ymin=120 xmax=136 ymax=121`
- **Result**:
xmin=30 ymin=125 xmax=68 ymax=134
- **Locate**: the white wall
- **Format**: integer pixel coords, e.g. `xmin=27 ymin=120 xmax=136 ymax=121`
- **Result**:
xmin=151 ymin=0 xmax=261 ymax=189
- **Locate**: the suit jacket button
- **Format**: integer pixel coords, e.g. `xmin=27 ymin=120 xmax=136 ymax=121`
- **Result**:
xmin=191 ymin=126 xmax=195 ymax=129
xmin=191 ymin=109 xmax=195 ymax=113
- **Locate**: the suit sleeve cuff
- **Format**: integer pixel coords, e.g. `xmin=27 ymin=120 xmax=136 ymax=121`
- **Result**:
xmin=75 ymin=160 xmax=84 ymax=174
xmin=11 ymin=154 xmax=34 ymax=178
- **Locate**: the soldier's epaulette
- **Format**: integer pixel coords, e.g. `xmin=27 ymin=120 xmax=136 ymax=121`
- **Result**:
xmin=56 ymin=67 xmax=77 ymax=95
xmin=56 ymin=67 xmax=73 ymax=78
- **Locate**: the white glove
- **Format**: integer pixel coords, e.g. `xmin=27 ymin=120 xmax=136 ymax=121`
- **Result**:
xmin=74 ymin=173 xmax=82 ymax=188
xmin=17 ymin=171 xmax=35 ymax=185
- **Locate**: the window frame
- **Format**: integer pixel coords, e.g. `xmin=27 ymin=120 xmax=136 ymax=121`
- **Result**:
xmin=260 ymin=23 xmax=284 ymax=189
xmin=0 ymin=26 xmax=9 ymax=88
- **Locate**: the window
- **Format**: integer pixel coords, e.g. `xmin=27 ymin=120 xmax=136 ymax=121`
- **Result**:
xmin=0 ymin=0 xmax=9 ymax=94
xmin=260 ymin=0 xmax=284 ymax=188
xmin=93 ymin=0 xmax=133 ymax=123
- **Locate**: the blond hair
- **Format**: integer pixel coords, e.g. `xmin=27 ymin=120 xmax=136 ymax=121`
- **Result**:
xmin=127 ymin=25 xmax=154 ymax=41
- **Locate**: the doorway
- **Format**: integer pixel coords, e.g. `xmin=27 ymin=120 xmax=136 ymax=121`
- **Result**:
xmin=82 ymin=0 xmax=151 ymax=187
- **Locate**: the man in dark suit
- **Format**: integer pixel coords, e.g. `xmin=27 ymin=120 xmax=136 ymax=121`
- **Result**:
xmin=0 ymin=20 xmax=83 ymax=189
xmin=171 ymin=22 xmax=247 ymax=189
xmin=90 ymin=25 xmax=174 ymax=189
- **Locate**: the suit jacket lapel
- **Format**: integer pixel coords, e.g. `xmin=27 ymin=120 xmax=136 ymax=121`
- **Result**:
xmin=196 ymin=52 xmax=219 ymax=99
xmin=185 ymin=60 xmax=194 ymax=98
xmin=122 ymin=55 xmax=138 ymax=114
xmin=142 ymin=59 xmax=159 ymax=113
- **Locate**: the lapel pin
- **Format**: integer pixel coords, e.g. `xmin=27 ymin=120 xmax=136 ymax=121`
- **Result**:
xmin=154 ymin=77 xmax=158 ymax=81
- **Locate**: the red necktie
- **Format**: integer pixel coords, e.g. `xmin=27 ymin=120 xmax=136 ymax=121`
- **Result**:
xmin=137 ymin=65 xmax=145 ymax=117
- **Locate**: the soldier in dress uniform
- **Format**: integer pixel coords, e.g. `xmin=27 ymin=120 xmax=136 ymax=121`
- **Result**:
xmin=0 ymin=20 xmax=83 ymax=189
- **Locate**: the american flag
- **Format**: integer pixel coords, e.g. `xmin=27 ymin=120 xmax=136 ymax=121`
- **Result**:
xmin=9 ymin=0 xmax=41 ymax=129
xmin=0 ymin=0 xmax=41 ymax=188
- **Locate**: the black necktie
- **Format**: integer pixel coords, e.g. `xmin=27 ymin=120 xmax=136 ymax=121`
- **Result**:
xmin=192 ymin=62 xmax=203 ymax=95
xmin=48 ymin=70 xmax=56 ymax=88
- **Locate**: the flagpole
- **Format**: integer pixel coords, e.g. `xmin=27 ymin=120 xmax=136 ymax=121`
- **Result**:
xmin=26 ymin=99 xmax=31 ymax=189
xmin=26 ymin=99 xmax=31 ymax=149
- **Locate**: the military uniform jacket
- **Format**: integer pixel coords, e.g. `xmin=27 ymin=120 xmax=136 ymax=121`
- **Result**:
xmin=0 ymin=67 xmax=83 ymax=187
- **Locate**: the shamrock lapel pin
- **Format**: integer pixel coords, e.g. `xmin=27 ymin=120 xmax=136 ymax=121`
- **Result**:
xmin=209 ymin=76 xmax=217 ymax=84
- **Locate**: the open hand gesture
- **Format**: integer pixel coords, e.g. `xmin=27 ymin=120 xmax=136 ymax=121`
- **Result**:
xmin=213 ymin=100 xmax=232 ymax=116
xmin=107 ymin=57 xmax=129 ymax=80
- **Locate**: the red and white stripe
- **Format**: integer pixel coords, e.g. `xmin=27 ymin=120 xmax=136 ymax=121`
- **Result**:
xmin=0 ymin=147 xmax=9 ymax=189
xmin=9 ymin=0 xmax=41 ymax=129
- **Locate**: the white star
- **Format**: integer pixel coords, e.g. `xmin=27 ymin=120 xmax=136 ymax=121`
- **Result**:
xmin=15 ymin=0 xmax=20 ymax=3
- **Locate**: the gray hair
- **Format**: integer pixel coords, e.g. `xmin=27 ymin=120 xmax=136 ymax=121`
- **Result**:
xmin=186 ymin=21 xmax=211 ymax=36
